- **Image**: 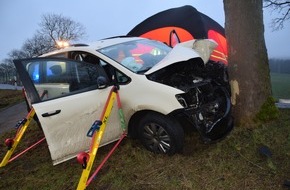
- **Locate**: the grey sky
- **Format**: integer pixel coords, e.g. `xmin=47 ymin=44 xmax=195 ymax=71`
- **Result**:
xmin=0 ymin=0 xmax=289 ymax=61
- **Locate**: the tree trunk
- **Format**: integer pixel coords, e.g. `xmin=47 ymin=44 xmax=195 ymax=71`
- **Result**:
xmin=223 ymin=0 xmax=272 ymax=126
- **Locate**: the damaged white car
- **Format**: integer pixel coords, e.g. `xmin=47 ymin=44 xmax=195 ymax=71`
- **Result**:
xmin=14 ymin=36 xmax=233 ymax=165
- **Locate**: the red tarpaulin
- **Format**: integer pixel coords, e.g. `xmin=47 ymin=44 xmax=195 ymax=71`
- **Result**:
xmin=128 ymin=5 xmax=228 ymax=64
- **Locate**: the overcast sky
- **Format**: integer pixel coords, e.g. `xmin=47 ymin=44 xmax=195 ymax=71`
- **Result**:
xmin=0 ymin=0 xmax=289 ymax=62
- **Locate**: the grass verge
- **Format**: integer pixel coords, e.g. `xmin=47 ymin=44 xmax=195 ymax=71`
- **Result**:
xmin=271 ymin=73 xmax=290 ymax=99
xmin=0 ymin=109 xmax=290 ymax=190
xmin=0 ymin=89 xmax=23 ymax=110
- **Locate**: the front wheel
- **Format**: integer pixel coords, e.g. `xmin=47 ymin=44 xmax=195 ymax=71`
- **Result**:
xmin=137 ymin=112 xmax=184 ymax=155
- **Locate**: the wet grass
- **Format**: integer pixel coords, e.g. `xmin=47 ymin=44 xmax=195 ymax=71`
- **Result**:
xmin=0 ymin=109 xmax=290 ymax=190
xmin=271 ymin=73 xmax=290 ymax=99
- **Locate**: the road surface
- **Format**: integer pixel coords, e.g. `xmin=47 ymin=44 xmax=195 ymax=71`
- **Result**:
xmin=0 ymin=84 xmax=26 ymax=134
xmin=0 ymin=101 xmax=27 ymax=134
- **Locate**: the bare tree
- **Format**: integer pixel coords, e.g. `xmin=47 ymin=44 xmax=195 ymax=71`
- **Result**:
xmin=22 ymin=33 xmax=55 ymax=57
xmin=5 ymin=49 xmax=27 ymax=64
xmin=2 ymin=49 xmax=28 ymax=82
xmin=223 ymin=0 xmax=276 ymax=126
xmin=8 ymin=49 xmax=27 ymax=59
xmin=0 ymin=50 xmax=24 ymax=83
xmin=38 ymin=13 xmax=86 ymax=47
xmin=0 ymin=13 xmax=86 ymax=83
xmin=0 ymin=63 xmax=14 ymax=83
xmin=264 ymin=0 xmax=290 ymax=30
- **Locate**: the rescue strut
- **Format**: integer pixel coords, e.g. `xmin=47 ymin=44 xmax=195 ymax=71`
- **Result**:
xmin=76 ymin=86 xmax=127 ymax=190
xmin=0 ymin=108 xmax=46 ymax=167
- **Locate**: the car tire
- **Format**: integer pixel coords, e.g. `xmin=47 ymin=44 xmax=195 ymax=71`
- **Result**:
xmin=137 ymin=112 xmax=184 ymax=155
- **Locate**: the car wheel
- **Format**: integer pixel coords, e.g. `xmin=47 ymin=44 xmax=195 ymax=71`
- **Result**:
xmin=137 ymin=112 xmax=184 ymax=155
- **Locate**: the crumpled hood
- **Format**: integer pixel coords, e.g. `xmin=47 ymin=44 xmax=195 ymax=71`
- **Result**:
xmin=145 ymin=39 xmax=218 ymax=75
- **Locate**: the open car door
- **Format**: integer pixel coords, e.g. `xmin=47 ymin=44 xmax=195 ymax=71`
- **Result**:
xmin=14 ymin=57 xmax=124 ymax=165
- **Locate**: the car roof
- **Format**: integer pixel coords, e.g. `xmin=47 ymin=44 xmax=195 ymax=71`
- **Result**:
xmin=90 ymin=36 xmax=143 ymax=49
xmin=41 ymin=36 xmax=144 ymax=57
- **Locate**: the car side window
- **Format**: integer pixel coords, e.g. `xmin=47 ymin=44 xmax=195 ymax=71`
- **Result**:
xmin=69 ymin=51 xmax=131 ymax=85
xmin=115 ymin=70 xmax=130 ymax=84
xmin=25 ymin=58 xmax=109 ymax=101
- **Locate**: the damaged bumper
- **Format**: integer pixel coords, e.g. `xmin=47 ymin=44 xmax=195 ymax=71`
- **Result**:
xmin=170 ymin=106 xmax=234 ymax=143
xmin=170 ymin=87 xmax=234 ymax=143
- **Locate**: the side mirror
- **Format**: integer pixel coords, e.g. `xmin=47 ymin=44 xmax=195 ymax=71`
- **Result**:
xmin=97 ymin=76 xmax=109 ymax=89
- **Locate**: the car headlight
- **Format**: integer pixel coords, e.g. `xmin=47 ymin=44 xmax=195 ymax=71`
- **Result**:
xmin=175 ymin=88 xmax=202 ymax=109
xmin=175 ymin=94 xmax=188 ymax=108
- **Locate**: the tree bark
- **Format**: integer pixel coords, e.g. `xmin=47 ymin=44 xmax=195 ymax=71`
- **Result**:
xmin=223 ymin=0 xmax=272 ymax=126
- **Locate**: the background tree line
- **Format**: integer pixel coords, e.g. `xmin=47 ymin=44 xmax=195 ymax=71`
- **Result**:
xmin=269 ymin=58 xmax=290 ymax=73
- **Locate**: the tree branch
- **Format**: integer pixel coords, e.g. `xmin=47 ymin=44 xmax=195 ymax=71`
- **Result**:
xmin=264 ymin=0 xmax=290 ymax=30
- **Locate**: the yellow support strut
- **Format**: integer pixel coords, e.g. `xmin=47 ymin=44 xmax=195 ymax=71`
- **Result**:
xmin=0 ymin=108 xmax=35 ymax=167
xmin=77 ymin=87 xmax=117 ymax=190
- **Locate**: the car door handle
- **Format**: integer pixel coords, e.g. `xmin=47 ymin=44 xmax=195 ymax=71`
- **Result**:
xmin=42 ymin=110 xmax=61 ymax=117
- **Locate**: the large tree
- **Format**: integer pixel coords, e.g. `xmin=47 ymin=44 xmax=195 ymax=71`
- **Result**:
xmin=38 ymin=13 xmax=86 ymax=47
xmin=223 ymin=0 xmax=274 ymax=126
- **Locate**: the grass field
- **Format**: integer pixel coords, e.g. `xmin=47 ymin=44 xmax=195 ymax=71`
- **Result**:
xmin=0 ymin=110 xmax=290 ymax=190
xmin=0 ymin=89 xmax=23 ymax=110
xmin=0 ymin=74 xmax=290 ymax=190
xmin=271 ymin=72 xmax=290 ymax=100
xmin=0 ymin=88 xmax=290 ymax=189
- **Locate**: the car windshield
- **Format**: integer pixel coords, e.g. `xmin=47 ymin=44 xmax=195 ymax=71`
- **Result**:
xmin=98 ymin=39 xmax=172 ymax=73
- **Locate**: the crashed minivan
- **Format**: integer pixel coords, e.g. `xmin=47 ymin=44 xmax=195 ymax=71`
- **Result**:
xmin=14 ymin=36 xmax=233 ymax=165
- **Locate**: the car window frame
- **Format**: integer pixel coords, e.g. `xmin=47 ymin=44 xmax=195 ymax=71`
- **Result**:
xmin=14 ymin=57 xmax=112 ymax=104
xmin=58 ymin=50 xmax=132 ymax=85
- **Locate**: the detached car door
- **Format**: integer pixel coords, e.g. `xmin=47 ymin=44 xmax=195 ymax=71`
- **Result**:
xmin=14 ymin=57 xmax=124 ymax=165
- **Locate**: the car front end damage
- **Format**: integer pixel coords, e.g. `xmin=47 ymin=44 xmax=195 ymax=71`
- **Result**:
xmin=174 ymin=84 xmax=233 ymax=142
xmin=146 ymin=57 xmax=234 ymax=142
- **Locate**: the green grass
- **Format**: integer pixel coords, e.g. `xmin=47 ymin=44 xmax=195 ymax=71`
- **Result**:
xmin=1 ymin=78 xmax=290 ymax=190
xmin=271 ymin=73 xmax=290 ymax=99
xmin=0 ymin=89 xmax=24 ymax=110
xmin=1 ymin=109 xmax=290 ymax=190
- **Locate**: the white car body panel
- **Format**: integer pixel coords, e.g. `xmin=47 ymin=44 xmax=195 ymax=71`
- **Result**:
xmin=145 ymin=39 xmax=217 ymax=75
xmin=119 ymin=76 xmax=184 ymax=118
xmin=179 ymin=39 xmax=218 ymax=64
xmin=33 ymin=88 xmax=123 ymax=165
xmin=32 ymin=75 xmax=183 ymax=165
xmin=16 ymin=37 xmax=229 ymax=165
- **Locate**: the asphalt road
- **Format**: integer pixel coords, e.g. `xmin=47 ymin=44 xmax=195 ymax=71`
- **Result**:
xmin=0 ymin=102 xmax=27 ymax=134
xmin=0 ymin=84 xmax=27 ymax=134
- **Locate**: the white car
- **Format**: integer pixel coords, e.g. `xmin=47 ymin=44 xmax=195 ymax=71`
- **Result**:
xmin=14 ymin=36 xmax=233 ymax=165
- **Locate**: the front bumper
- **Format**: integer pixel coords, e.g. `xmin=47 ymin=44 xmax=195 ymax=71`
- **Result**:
xmin=169 ymin=104 xmax=234 ymax=143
